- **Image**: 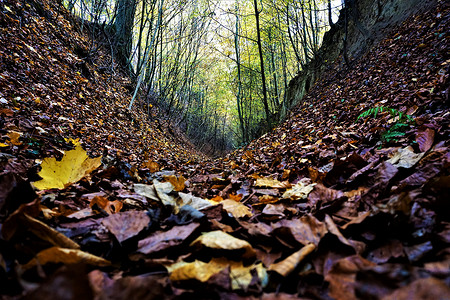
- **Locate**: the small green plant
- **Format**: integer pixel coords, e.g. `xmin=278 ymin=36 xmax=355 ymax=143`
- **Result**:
xmin=356 ymin=106 xmax=415 ymax=142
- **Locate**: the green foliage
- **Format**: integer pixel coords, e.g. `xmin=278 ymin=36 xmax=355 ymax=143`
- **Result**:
xmin=356 ymin=106 xmax=414 ymax=123
xmin=357 ymin=106 xmax=415 ymax=143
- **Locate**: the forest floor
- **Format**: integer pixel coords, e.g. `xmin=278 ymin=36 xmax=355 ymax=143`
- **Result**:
xmin=0 ymin=0 xmax=449 ymax=299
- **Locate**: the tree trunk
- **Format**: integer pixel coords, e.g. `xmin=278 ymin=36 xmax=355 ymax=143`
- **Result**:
xmin=235 ymin=1 xmax=246 ymax=144
xmin=114 ymin=0 xmax=137 ymax=71
xmin=253 ymin=0 xmax=271 ymax=128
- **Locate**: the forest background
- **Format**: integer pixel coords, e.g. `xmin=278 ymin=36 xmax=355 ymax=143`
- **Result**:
xmin=66 ymin=0 xmax=342 ymax=154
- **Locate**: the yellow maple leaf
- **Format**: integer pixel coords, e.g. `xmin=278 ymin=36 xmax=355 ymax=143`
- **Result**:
xmin=33 ymin=144 xmax=102 ymax=190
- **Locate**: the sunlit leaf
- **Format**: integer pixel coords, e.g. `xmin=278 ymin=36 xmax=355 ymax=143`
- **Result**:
xmin=164 ymin=175 xmax=186 ymax=192
xmin=387 ymin=146 xmax=424 ymax=168
xmin=167 ymin=258 xmax=267 ymax=290
xmin=282 ymin=178 xmax=316 ymax=200
xmin=178 ymin=192 xmax=214 ymax=210
xmin=190 ymin=230 xmax=256 ymax=258
xmin=255 ymin=177 xmax=291 ymax=188
xmin=221 ymin=199 xmax=252 ymax=218
xmin=33 ymin=144 xmax=101 ymax=190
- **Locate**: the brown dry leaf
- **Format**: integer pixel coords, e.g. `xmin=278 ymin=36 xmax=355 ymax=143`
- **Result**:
xmin=141 ymin=160 xmax=160 ymax=172
xmin=258 ymin=195 xmax=279 ymax=204
xmin=382 ymin=277 xmax=450 ymax=300
xmin=137 ymin=222 xmax=200 ymax=254
xmin=164 ymin=175 xmax=186 ymax=192
xmin=1 ymin=199 xmax=42 ymax=240
xmin=308 ymin=184 xmax=344 ymax=206
xmin=210 ymin=195 xmax=224 ymax=202
xmin=33 ymin=143 xmax=102 ymax=190
xmin=228 ymin=193 xmax=242 ymax=201
xmin=416 ymin=128 xmax=435 ymax=152
xmin=341 ymin=211 xmax=371 ymax=230
xmin=3 ymin=211 xmax=80 ymax=249
xmin=325 ymin=215 xmax=366 ymax=254
xmin=282 ymin=178 xmax=316 ymax=200
xmin=325 ymin=255 xmax=376 ymax=300
xmin=190 ymin=230 xmax=256 ymax=258
xmin=255 ymin=177 xmax=291 ymax=188
xmin=22 ymin=247 xmax=111 ymax=269
xmin=101 ymin=210 xmax=150 ymax=243
xmin=274 ymin=215 xmax=328 ymax=246
xmin=7 ymin=131 xmax=22 ymax=146
xmin=22 ymin=214 xmax=80 ymax=249
xmin=90 ymin=196 xmax=123 ymax=214
xmin=268 ymin=243 xmax=315 ymax=276
xmin=221 ymin=199 xmax=252 ymax=218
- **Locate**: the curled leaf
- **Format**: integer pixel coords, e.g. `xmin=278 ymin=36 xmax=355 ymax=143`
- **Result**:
xmin=268 ymin=243 xmax=316 ymax=276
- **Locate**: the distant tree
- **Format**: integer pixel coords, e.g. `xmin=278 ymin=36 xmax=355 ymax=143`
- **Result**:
xmin=113 ymin=0 xmax=137 ymax=71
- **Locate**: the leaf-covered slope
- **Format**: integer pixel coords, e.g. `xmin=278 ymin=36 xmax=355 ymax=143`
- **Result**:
xmin=0 ymin=0 xmax=205 ymax=169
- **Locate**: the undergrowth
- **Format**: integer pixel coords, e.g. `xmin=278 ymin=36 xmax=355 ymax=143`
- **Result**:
xmin=357 ymin=106 xmax=415 ymax=142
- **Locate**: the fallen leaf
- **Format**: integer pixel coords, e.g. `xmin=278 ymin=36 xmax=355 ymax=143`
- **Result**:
xmin=23 ymin=247 xmax=111 ymax=269
xmin=282 ymin=178 xmax=316 ymax=200
xmin=273 ymin=215 xmax=327 ymax=246
xmin=325 ymin=215 xmax=365 ymax=254
xmin=153 ymin=180 xmax=177 ymax=207
xmin=164 ymin=175 xmax=186 ymax=192
xmin=168 ymin=259 xmax=223 ymax=282
xmin=3 ymin=212 xmax=80 ymax=249
xmin=268 ymin=243 xmax=315 ymax=276
xmin=382 ymin=277 xmax=450 ymax=300
xmin=137 ymin=222 xmax=200 ymax=254
xmin=210 ymin=195 xmax=224 ymax=202
xmin=168 ymin=258 xmax=267 ymax=290
xmin=325 ymin=255 xmax=376 ymax=300
xmin=142 ymin=160 xmax=160 ymax=172
xmin=387 ymin=146 xmax=424 ymax=168
xmin=190 ymin=230 xmax=256 ymax=258
xmin=33 ymin=144 xmax=101 ymax=190
xmin=255 ymin=177 xmax=291 ymax=188
xmin=221 ymin=199 xmax=252 ymax=218
xmin=228 ymin=193 xmax=242 ymax=201
xmin=178 ymin=192 xmax=214 ymax=210
xmin=7 ymin=131 xmax=22 ymax=145
xmin=416 ymin=128 xmax=435 ymax=152
xmin=133 ymin=183 xmax=160 ymax=202
xmin=90 ymin=196 xmax=123 ymax=214
xmin=101 ymin=210 xmax=150 ymax=243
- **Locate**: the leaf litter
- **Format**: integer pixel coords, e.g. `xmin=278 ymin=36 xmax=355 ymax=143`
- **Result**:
xmin=0 ymin=0 xmax=449 ymax=298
